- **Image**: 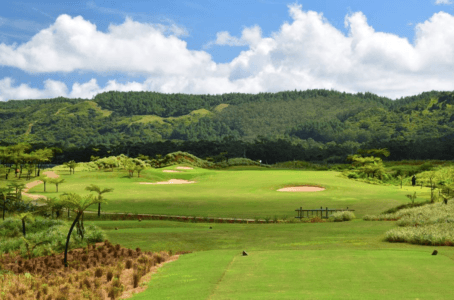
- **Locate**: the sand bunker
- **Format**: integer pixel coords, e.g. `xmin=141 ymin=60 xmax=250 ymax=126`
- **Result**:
xmin=140 ymin=179 xmax=195 ymax=185
xmin=176 ymin=166 xmax=193 ymax=170
xmin=277 ymin=186 xmax=325 ymax=192
xmin=162 ymin=170 xmax=182 ymax=173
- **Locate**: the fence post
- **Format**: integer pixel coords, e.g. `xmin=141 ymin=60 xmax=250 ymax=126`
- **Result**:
xmin=326 ymin=207 xmax=328 ymax=219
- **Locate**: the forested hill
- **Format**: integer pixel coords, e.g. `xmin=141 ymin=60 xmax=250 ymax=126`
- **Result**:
xmin=0 ymin=89 xmax=454 ymax=162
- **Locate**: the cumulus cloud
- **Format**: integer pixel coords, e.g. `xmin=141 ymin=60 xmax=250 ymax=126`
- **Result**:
xmin=0 ymin=14 xmax=210 ymax=74
xmin=2 ymin=4 xmax=454 ymax=101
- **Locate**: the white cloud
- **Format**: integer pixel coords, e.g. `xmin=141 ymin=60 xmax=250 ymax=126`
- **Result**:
xmin=2 ymin=4 xmax=454 ymax=101
xmin=0 ymin=14 xmax=207 ymax=74
xmin=0 ymin=78 xmax=68 ymax=101
xmin=435 ymin=0 xmax=453 ymax=5
xmin=204 ymin=25 xmax=262 ymax=48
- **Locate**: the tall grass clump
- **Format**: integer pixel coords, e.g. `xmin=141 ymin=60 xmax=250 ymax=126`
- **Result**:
xmin=329 ymin=211 xmax=355 ymax=222
xmin=382 ymin=201 xmax=454 ymax=246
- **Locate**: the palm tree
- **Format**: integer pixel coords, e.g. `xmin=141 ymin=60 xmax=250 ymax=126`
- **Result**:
xmin=85 ymin=184 xmax=114 ymax=217
xmin=59 ymin=192 xmax=106 ymax=267
xmin=49 ymin=178 xmax=65 ymax=192
xmin=0 ymin=187 xmax=13 ymax=220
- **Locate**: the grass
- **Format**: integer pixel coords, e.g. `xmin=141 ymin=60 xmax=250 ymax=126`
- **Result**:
xmin=4 ymin=165 xmax=454 ymax=299
xmin=28 ymin=168 xmax=432 ymax=219
xmin=205 ymin=250 xmax=454 ymax=300
xmin=87 ymin=220 xmax=454 ymax=300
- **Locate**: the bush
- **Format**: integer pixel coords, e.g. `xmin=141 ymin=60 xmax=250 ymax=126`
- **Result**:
xmin=347 ymin=172 xmax=359 ymax=179
xmin=329 ymin=211 xmax=355 ymax=222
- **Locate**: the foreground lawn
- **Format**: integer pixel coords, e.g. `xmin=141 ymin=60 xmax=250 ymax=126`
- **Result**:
xmin=141 ymin=249 xmax=453 ymax=300
xmin=29 ymin=168 xmax=431 ymax=218
xmin=90 ymin=220 xmax=454 ymax=300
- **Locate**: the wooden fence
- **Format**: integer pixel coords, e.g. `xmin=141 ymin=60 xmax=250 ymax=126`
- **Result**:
xmin=295 ymin=207 xmax=355 ymax=219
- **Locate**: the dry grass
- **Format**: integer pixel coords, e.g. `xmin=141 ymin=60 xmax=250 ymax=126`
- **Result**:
xmin=0 ymin=240 xmax=183 ymax=299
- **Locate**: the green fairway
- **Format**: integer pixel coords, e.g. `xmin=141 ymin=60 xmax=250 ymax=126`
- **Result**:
xmin=29 ymin=168 xmax=431 ymax=218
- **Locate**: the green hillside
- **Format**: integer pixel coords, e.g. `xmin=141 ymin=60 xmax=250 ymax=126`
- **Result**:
xmin=0 ymin=89 xmax=453 ymax=162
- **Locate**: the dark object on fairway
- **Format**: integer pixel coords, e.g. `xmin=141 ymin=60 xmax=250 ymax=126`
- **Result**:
xmin=115 ymin=227 xmax=118 ymax=230
xmin=432 ymin=250 xmax=438 ymax=255
xmin=209 ymin=227 xmax=212 ymax=229
xmin=138 ymin=219 xmax=142 ymax=222
xmin=242 ymin=251 xmax=248 ymax=256
xmin=412 ymin=175 xmax=416 ymax=186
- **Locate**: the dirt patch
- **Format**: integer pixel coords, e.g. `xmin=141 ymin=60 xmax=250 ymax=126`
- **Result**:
xmin=22 ymin=171 xmax=60 ymax=201
xmin=176 ymin=166 xmax=193 ymax=170
xmin=277 ymin=186 xmax=325 ymax=192
xmin=162 ymin=170 xmax=182 ymax=173
xmin=139 ymin=179 xmax=195 ymax=185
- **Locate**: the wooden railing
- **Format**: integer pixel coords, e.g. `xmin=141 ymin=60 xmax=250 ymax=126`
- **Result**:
xmin=295 ymin=207 xmax=355 ymax=219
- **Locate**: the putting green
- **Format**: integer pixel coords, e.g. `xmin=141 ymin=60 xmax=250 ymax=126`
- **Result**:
xmin=133 ymin=249 xmax=454 ymax=300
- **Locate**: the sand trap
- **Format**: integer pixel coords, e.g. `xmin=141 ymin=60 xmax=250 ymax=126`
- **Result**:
xmin=162 ymin=170 xmax=182 ymax=173
xmin=140 ymin=179 xmax=195 ymax=185
xmin=176 ymin=166 xmax=193 ymax=170
xmin=277 ymin=186 xmax=325 ymax=192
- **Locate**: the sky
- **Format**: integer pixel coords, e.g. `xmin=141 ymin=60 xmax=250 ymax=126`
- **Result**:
xmin=0 ymin=0 xmax=454 ymax=101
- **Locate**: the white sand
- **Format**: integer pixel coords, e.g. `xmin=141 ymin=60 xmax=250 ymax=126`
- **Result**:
xmin=176 ymin=166 xmax=193 ymax=170
xmin=277 ymin=186 xmax=325 ymax=192
xmin=162 ymin=170 xmax=182 ymax=173
xmin=140 ymin=179 xmax=195 ymax=185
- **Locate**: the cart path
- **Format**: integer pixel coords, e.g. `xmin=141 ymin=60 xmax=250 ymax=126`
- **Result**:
xmin=22 ymin=171 xmax=59 ymax=201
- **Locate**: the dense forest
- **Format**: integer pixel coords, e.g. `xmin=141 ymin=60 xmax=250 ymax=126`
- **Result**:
xmin=0 ymin=89 xmax=453 ymax=163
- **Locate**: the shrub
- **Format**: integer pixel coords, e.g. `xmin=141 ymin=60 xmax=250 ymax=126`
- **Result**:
xmin=347 ymin=172 xmax=359 ymax=179
xmin=329 ymin=211 xmax=355 ymax=222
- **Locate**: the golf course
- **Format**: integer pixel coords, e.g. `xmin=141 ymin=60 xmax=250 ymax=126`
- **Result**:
xmin=6 ymin=162 xmax=452 ymax=299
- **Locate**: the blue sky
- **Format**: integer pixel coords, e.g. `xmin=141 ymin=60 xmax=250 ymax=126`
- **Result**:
xmin=0 ymin=0 xmax=453 ymax=101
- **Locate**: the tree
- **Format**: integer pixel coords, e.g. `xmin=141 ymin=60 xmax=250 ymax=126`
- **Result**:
xmin=7 ymin=182 xmax=26 ymax=200
xmin=39 ymin=196 xmax=62 ymax=219
xmin=13 ymin=211 xmax=36 ymax=237
xmin=406 ymin=192 xmax=417 ymax=204
xmin=59 ymin=193 xmax=106 ymax=268
xmin=38 ymin=175 xmax=50 ymax=192
xmin=0 ymin=187 xmax=13 ymax=220
xmin=63 ymin=160 xmax=79 ymax=174
xmin=85 ymin=184 xmax=114 ymax=217
xmin=49 ymin=178 xmax=65 ymax=192
xmin=21 ymin=237 xmax=52 ymax=259
xmin=30 ymin=148 xmax=53 ymax=177
xmin=135 ymin=165 xmax=146 ymax=177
